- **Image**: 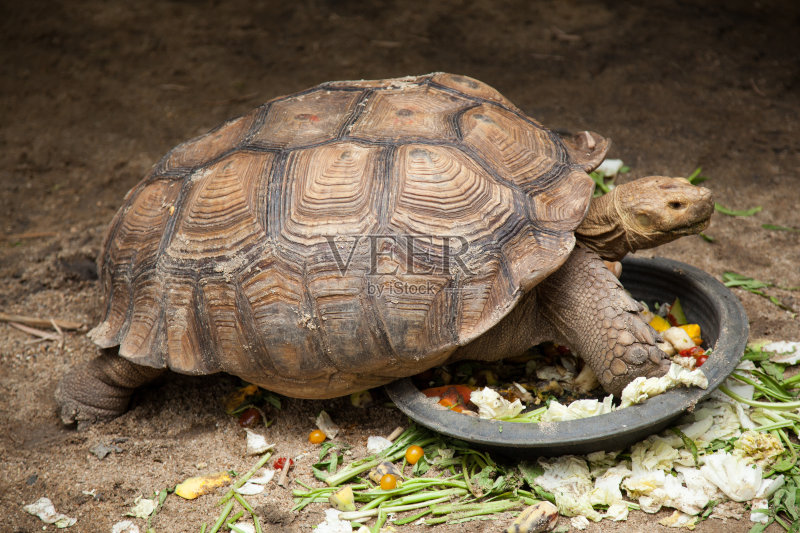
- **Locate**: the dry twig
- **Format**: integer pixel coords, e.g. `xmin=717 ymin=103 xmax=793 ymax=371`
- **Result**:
xmin=0 ymin=312 xmax=83 ymax=330
xmin=277 ymin=457 xmax=292 ymax=487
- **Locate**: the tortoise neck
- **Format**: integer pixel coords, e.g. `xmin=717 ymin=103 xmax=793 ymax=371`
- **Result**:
xmin=575 ymin=189 xmax=636 ymax=261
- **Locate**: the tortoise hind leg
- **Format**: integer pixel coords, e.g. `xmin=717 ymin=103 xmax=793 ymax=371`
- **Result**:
xmin=55 ymin=349 xmax=165 ymax=428
xmin=537 ymin=246 xmax=670 ymax=397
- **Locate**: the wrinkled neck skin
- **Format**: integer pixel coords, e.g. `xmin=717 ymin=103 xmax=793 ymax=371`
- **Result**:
xmin=575 ymin=190 xmax=634 ymax=261
xmin=576 ymin=176 xmax=714 ymax=261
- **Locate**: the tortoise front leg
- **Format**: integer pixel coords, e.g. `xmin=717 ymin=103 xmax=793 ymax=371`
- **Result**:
xmin=55 ymin=350 xmax=164 ymax=428
xmin=537 ymin=246 xmax=670 ymax=397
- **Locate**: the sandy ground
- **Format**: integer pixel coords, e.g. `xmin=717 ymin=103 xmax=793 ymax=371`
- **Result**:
xmin=1 ymin=0 xmax=799 ymax=531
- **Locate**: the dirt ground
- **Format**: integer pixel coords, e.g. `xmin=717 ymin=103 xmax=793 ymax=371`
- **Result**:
xmin=2 ymin=0 xmax=799 ymax=531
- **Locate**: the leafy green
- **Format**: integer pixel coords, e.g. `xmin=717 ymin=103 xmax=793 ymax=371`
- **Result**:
xmin=722 ymin=272 xmax=796 ymax=313
xmin=589 ymin=170 xmax=613 ymax=197
xmin=685 ymin=167 xmax=709 ymax=185
xmin=763 ymin=224 xmax=800 ymax=233
xmin=715 ymin=203 xmax=763 ymax=216
xmin=670 ymin=427 xmax=699 ymax=465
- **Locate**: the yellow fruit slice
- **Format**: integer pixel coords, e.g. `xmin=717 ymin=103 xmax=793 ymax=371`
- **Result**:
xmin=175 ymin=472 xmax=232 ymax=500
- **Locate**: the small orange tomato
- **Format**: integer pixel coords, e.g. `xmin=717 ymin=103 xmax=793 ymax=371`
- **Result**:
xmin=379 ymin=473 xmax=397 ymax=490
xmin=308 ymin=429 xmax=326 ymax=444
xmin=405 ymin=445 xmax=424 ymax=465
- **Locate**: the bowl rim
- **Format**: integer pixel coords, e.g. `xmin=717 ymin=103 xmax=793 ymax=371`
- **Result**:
xmin=384 ymin=256 xmax=749 ymax=454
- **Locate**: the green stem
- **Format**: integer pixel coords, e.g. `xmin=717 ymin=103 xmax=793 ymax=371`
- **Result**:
xmin=389 ymin=488 xmax=468 ymax=506
xmin=356 ymin=478 xmax=466 ymax=500
xmin=425 ymin=500 xmax=522 ymax=524
xmin=360 ymin=494 xmax=390 ymax=511
xmin=208 ymin=500 xmax=234 ymax=533
xmin=338 ymin=495 xmax=453 ymax=521
xmin=719 ymin=385 xmax=800 ymax=410
xmin=393 ymin=508 xmax=433 ymax=525
xmin=462 ymin=456 xmax=476 ymax=497
xmin=227 ymin=510 xmax=245 ymax=525
xmin=777 ymin=428 xmax=798 ymax=467
xmin=371 ymin=509 xmax=388 ymax=533
xmin=233 ymin=492 xmax=256 ymax=515
xmin=731 ymin=373 xmax=793 ymax=402
xmin=755 ymin=420 xmax=795 ymax=432
xmin=219 ymin=452 xmax=273 ymax=506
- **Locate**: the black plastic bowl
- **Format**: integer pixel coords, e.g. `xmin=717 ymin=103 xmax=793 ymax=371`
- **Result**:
xmin=385 ymin=256 xmax=748 ymax=456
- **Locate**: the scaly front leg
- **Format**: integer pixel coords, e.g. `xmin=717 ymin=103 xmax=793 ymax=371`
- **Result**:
xmin=537 ymin=246 xmax=670 ymax=397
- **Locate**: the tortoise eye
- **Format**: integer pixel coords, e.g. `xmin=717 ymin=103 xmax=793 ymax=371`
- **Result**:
xmin=668 ymin=201 xmax=684 ymax=210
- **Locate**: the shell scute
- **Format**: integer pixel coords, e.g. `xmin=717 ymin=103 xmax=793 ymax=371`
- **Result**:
xmin=249 ymin=89 xmax=361 ymax=149
xmin=348 ymin=83 xmax=472 ymax=142
xmin=280 ymin=142 xmax=382 ymax=247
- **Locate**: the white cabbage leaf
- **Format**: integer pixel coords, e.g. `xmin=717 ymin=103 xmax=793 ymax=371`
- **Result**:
xmin=620 ymin=363 xmax=707 ymax=407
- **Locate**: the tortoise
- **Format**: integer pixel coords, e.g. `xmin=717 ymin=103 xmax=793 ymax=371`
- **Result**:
xmin=56 ymin=73 xmax=714 ymax=426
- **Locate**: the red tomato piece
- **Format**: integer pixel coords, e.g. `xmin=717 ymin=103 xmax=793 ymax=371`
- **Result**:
xmin=273 ymin=457 xmax=294 ymax=470
xmin=679 ymin=346 xmax=706 ymax=359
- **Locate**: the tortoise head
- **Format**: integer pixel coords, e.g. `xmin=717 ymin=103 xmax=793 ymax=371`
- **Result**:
xmin=577 ymin=176 xmax=714 ymax=261
xmin=617 ymin=176 xmax=714 ymax=241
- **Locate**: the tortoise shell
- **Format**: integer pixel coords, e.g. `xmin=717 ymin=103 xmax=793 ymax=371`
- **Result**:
xmin=89 ymin=73 xmax=597 ymax=398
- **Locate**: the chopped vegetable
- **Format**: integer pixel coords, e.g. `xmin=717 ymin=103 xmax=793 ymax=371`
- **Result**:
xmin=541 ymin=396 xmax=614 ymax=422
xmin=126 ymin=496 xmax=157 ymax=519
xmin=677 ymin=324 xmax=702 ymax=345
xmin=366 ymin=436 xmax=392 ymax=454
xmin=245 ymin=429 xmax=274 ymax=456
xmin=678 ymin=346 xmax=705 ymax=359
xmin=666 ymin=298 xmax=687 ymax=326
xmin=273 ymin=457 xmax=294 ymax=470
xmin=699 ymin=451 xmax=763 ymax=501
xmin=620 ymin=363 xmax=708 ymax=408
xmin=328 ymin=486 xmax=356 ymax=512
xmin=470 ymin=387 xmax=524 ymax=419
xmin=175 ymin=472 xmax=232 ymax=500
xmin=314 ymin=509 xmax=354 ymax=533
xmin=23 ymin=497 xmax=76 ymax=528
xmin=662 ymin=327 xmax=695 ymax=352
xmin=648 ymin=315 xmax=670 ymax=332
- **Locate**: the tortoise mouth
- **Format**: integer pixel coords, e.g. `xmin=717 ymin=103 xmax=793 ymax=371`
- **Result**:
xmin=675 ymin=218 xmax=711 ymax=236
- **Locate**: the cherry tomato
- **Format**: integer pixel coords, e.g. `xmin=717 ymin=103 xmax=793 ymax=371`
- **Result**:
xmin=695 ymin=355 xmax=708 ymax=367
xmin=405 ymin=445 xmax=424 ymax=465
xmin=379 ymin=473 xmax=397 ymax=490
xmin=237 ymin=407 xmax=261 ymax=428
xmin=273 ymin=457 xmax=294 ymax=470
xmin=679 ymin=346 xmax=705 ymax=359
xmin=308 ymin=429 xmax=326 ymax=444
